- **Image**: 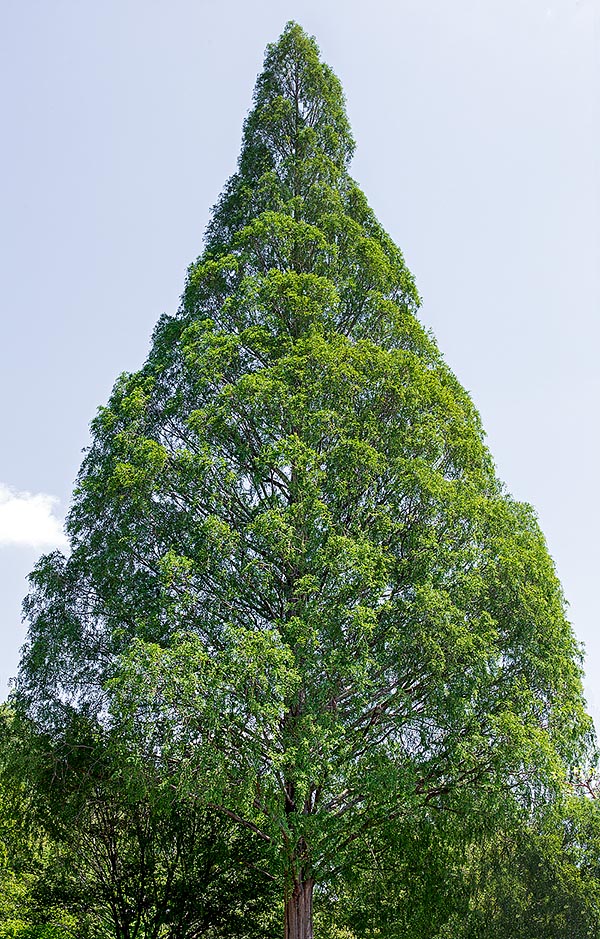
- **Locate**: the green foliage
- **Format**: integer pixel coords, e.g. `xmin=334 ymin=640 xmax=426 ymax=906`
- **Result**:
xmin=434 ymin=794 xmax=600 ymax=939
xmin=314 ymin=789 xmax=600 ymax=939
xmin=4 ymin=708 xmax=280 ymax=939
xmin=0 ymin=707 xmax=87 ymax=939
xmin=16 ymin=20 xmax=594 ymax=935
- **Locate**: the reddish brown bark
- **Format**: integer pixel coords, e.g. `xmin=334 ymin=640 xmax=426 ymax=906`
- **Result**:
xmin=284 ymin=878 xmax=314 ymax=939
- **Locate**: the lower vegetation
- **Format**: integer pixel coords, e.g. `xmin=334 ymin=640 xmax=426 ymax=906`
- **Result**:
xmin=2 ymin=705 xmax=599 ymax=938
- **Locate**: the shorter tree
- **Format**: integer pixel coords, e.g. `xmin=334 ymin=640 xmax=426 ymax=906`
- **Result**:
xmin=437 ymin=794 xmax=600 ymax=939
xmin=0 ymin=706 xmax=84 ymax=939
xmin=3 ymin=707 xmax=280 ymax=939
xmin=314 ymin=787 xmax=600 ymax=939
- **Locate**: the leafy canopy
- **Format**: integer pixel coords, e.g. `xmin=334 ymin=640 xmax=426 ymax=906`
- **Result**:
xmin=18 ymin=20 xmax=592 ymax=918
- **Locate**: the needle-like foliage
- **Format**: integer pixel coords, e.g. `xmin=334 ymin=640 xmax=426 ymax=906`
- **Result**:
xmin=18 ymin=22 xmax=592 ymax=939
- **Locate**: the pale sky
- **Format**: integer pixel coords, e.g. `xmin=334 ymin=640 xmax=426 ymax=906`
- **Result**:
xmin=1 ymin=0 xmax=598 ymax=726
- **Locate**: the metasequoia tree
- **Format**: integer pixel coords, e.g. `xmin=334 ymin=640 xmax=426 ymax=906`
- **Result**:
xmin=18 ymin=23 xmax=591 ymax=939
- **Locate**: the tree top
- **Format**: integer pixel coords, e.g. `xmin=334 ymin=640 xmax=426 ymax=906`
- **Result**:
xmin=245 ymin=21 xmax=355 ymax=167
xmin=207 ymin=22 xmax=358 ymax=249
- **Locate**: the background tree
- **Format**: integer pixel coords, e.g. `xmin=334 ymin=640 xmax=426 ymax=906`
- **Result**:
xmin=0 ymin=706 xmax=87 ymax=939
xmin=434 ymin=793 xmax=600 ymax=939
xmin=17 ymin=22 xmax=593 ymax=939
xmin=1 ymin=707 xmax=279 ymax=939
xmin=315 ymin=788 xmax=600 ymax=939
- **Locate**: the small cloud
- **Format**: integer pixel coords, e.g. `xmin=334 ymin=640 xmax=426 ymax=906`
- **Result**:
xmin=0 ymin=483 xmax=68 ymax=550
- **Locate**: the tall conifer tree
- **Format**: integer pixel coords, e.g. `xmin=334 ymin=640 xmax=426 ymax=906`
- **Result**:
xmin=18 ymin=23 xmax=590 ymax=939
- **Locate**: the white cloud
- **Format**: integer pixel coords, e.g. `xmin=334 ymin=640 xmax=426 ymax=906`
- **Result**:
xmin=0 ymin=483 xmax=68 ymax=550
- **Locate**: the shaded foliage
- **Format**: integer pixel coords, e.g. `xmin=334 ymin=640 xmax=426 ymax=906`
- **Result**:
xmin=315 ymin=789 xmax=600 ymax=939
xmin=0 ymin=707 xmax=279 ymax=938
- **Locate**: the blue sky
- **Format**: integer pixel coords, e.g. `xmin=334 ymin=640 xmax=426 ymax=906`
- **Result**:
xmin=1 ymin=0 xmax=598 ymax=723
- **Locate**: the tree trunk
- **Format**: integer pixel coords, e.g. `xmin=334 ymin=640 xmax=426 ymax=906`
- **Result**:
xmin=284 ymin=878 xmax=314 ymax=939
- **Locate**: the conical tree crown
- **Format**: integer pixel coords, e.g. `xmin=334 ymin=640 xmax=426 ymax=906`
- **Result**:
xmin=19 ymin=24 xmax=589 ymax=922
xmin=187 ymin=23 xmax=422 ymax=355
xmin=208 ymin=22 xmax=355 ymax=247
xmin=243 ymin=21 xmax=355 ymax=170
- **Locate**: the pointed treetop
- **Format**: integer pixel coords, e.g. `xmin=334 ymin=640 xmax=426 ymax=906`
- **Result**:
xmin=207 ymin=23 xmax=357 ymax=248
xmin=244 ymin=22 xmax=355 ymax=169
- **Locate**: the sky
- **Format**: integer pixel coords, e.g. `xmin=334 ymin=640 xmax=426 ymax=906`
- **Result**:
xmin=0 ymin=0 xmax=598 ymax=725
